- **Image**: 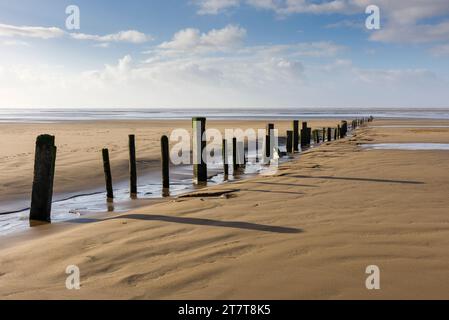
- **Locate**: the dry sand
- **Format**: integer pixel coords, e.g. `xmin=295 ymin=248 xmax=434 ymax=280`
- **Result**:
xmin=0 ymin=119 xmax=449 ymax=299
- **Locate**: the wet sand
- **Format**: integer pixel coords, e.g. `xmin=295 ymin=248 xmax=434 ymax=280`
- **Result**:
xmin=1 ymin=119 xmax=449 ymax=299
xmin=0 ymin=119 xmax=339 ymax=211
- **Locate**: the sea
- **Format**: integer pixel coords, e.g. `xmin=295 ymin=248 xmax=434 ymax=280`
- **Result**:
xmin=0 ymin=107 xmax=449 ymax=123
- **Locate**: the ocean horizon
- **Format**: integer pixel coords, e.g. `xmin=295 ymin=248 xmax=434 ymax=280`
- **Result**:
xmin=1 ymin=107 xmax=449 ymax=123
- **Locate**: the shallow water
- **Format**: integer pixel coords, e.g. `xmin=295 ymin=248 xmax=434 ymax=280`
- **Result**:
xmin=361 ymin=143 xmax=449 ymax=151
xmin=371 ymin=125 xmax=449 ymax=128
xmin=0 ymin=146 xmax=294 ymax=236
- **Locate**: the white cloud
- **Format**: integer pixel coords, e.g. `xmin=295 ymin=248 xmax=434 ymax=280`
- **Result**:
xmin=195 ymin=0 xmax=240 ymax=14
xmin=193 ymin=1 xmax=449 ymax=45
xmin=1 ymin=40 xmax=31 ymax=47
xmin=0 ymin=23 xmax=64 ymax=39
xmin=353 ymin=68 xmax=438 ymax=85
xmin=195 ymin=0 xmax=358 ymax=15
xmin=93 ymin=42 xmax=111 ymax=48
xmin=370 ymin=20 xmax=449 ymax=43
xmin=430 ymin=44 xmax=449 ymax=56
xmin=158 ymin=25 xmax=246 ymax=53
xmin=70 ymin=30 xmax=152 ymax=44
xmin=325 ymin=19 xmax=363 ymax=29
xmin=0 ymin=22 xmax=152 ymax=44
xmin=1 ymin=49 xmax=447 ymax=108
xmin=253 ymin=0 xmax=350 ymax=15
xmin=236 ymin=41 xmax=345 ymax=59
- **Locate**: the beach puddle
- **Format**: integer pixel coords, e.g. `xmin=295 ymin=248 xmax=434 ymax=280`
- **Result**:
xmin=361 ymin=143 xmax=449 ymax=151
xmin=371 ymin=125 xmax=449 ymax=128
xmin=0 ymin=148 xmax=294 ymax=236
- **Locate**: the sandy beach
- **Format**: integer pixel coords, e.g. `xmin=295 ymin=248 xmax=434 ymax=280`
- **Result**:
xmin=1 ymin=118 xmax=449 ymax=299
xmin=0 ymin=119 xmax=340 ymax=210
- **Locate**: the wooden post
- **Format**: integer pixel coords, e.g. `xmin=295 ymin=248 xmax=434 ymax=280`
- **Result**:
xmin=265 ymin=135 xmax=271 ymax=159
xmin=301 ymin=122 xmax=308 ymax=148
xmin=341 ymin=121 xmax=348 ymax=138
xmin=266 ymin=123 xmax=274 ymax=159
xmin=243 ymin=139 xmax=247 ymax=166
xmin=322 ymin=128 xmax=326 ymax=142
xmin=327 ymin=128 xmax=332 ymax=142
xmin=287 ymin=130 xmax=293 ymax=154
xmin=255 ymin=137 xmax=259 ymax=163
xmin=292 ymin=121 xmax=299 ymax=152
xmin=30 ymin=134 xmax=57 ymax=223
xmin=161 ymin=135 xmax=170 ymax=190
xmin=334 ymin=127 xmax=337 ymax=140
xmin=337 ymin=125 xmax=341 ymax=139
xmin=307 ymin=128 xmax=312 ymax=146
xmin=129 ymin=134 xmax=137 ymax=198
xmin=232 ymin=137 xmax=238 ymax=172
xmin=222 ymin=139 xmax=229 ymax=177
xmin=237 ymin=141 xmax=244 ymax=168
xmin=192 ymin=117 xmax=207 ymax=183
xmin=102 ymin=148 xmax=114 ymax=202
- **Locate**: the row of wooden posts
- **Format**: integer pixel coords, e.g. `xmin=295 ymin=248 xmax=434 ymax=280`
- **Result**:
xmin=28 ymin=117 xmax=373 ymax=223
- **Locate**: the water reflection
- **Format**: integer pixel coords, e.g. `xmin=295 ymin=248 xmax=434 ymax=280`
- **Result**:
xmin=1 ymin=149 xmax=297 ymax=235
xmin=361 ymin=143 xmax=449 ymax=150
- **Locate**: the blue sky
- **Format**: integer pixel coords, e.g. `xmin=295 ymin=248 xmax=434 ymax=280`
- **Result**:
xmin=0 ymin=0 xmax=449 ymax=108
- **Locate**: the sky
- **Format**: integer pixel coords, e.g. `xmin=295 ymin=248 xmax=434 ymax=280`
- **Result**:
xmin=0 ymin=0 xmax=449 ymax=109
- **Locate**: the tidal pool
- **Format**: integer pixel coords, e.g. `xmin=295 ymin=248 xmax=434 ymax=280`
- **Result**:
xmin=361 ymin=143 xmax=449 ymax=151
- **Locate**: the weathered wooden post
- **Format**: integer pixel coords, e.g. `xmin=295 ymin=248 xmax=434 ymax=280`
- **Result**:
xmin=243 ymin=139 xmax=248 ymax=166
xmin=292 ymin=120 xmax=299 ymax=152
xmin=255 ymin=136 xmax=259 ymax=163
xmin=327 ymin=128 xmax=332 ymax=142
xmin=192 ymin=117 xmax=207 ymax=183
xmin=222 ymin=139 xmax=229 ymax=177
xmin=287 ymin=130 xmax=293 ymax=154
xmin=161 ymin=135 xmax=170 ymax=190
xmin=337 ymin=125 xmax=341 ymax=139
xmin=264 ymin=135 xmax=269 ymax=159
xmin=238 ymin=141 xmax=245 ymax=168
xmin=102 ymin=148 xmax=114 ymax=202
xmin=322 ymin=128 xmax=326 ymax=142
xmin=301 ymin=122 xmax=308 ymax=148
xmin=266 ymin=123 xmax=274 ymax=159
xmin=341 ymin=121 xmax=348 ymax=138
xmin=29 ymin=134 xmax=57 ymax=223
xmin=232 ymin=137 xmax=238 ymax=172
xmin=129 ymin=134 xmax=137 ymax=198
xmin=334 ymin=127 xmax=337 ymax=140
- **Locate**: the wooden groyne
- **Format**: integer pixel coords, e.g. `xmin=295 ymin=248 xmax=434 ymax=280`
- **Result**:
xmin=26 ymin=116 xmax=373 ymax=224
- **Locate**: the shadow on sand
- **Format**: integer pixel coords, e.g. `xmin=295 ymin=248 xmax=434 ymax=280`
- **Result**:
xmin=290 ymin=175 xmax=424 ymax=185
xmin=69 ymin=214 xmax=302 ymax=234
